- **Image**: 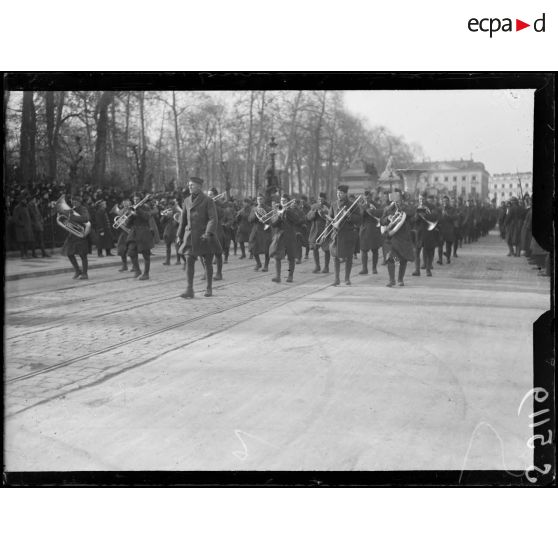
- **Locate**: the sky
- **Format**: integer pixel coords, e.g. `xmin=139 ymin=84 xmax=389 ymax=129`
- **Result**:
xmin=343 ymin=89 xmax=535 ymax=175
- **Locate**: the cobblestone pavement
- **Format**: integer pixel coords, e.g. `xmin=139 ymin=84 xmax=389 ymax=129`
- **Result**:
xmin=4 ymin=231 xmax=551 ymax=471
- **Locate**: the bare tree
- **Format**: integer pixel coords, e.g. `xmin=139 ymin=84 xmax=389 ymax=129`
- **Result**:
xmin=91 ymin=91 xmax=115 ymax=186
xmin=20 ymin=91 xmax=36 ymax=185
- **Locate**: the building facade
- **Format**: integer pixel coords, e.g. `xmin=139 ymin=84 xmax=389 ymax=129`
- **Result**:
xmin=398 ymin=159 xmax=490 ymax=200
xmin=488 ymin=172 xmax=532 ymax=204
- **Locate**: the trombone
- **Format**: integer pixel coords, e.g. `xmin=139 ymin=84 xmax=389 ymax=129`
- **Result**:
xmin=316 ymin=195 xmax=362 ymax=245
xmin=113 ymin=194 xmax=151 ymax=233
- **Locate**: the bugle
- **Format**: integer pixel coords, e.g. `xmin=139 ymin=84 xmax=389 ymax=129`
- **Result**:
xmin=316 ymin=195 xmax=362 ymax=245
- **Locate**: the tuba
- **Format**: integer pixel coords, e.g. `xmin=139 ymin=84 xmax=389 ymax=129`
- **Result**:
xmin=55 ymin=195 xmax=91 ymax=238
xmin=380 ymin=204 xmax=407 ymax=237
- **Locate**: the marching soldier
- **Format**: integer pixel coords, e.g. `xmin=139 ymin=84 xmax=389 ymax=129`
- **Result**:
xmin=161 ymin=197 xmax=181 ymax=266
xmin=381 ymin=190 xmax=415 ymax=287
xmin=114 ymin=197 xmax=132 ymax=272
xmin=221 ymin=200 xmax=236 ymax=264
xmin=329 ymin=184 xmax=362 ymax=286
xmin=504 ymin=196 xmax=525 ymax=257
xmin=177 ymin=177 xmax=221 ymax=298
xmin=126 ymin=193 xmax=154 ymax=280
xmin=269 ymin=194 xmax=300 ymax=283
xmin=61 ymin=191 xmax=91 ymax=280
xmin=248 ymin=193 xmax=272 ymax=272
xmin=412 ymin=191 xmax=440 ymax=277
xmin=437 ymin=195 xmax=456 ymax=264
xmin=235 ymin=199 xmax=252 ymax=259
xmin=358 ymin=190 xmax=383 ymax=275
xmin=306 ymin=192 xmax=331 ymax=274
xmin=208 ymin=188 xmax=225 ymax=281
xmin=11 ymin=194 xmax=34 ymax=259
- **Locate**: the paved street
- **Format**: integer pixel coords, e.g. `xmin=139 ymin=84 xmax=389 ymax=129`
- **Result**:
xmin=4 ymin=232 xmax=550 ymax=472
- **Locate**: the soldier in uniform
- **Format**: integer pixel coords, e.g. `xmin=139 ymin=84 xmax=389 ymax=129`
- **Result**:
xmin=221 ymin=200 xmax=236 ymax=264
xmin=235 ymin=199 xmax=252 ymax=259
xmin=269 ymin=194 xmax=300 ymax=283
xmin=412 ymin=192 xmax=435 ymax=277
xmin=61 ymin=191 xmax=91 ymax=280
xmin=381 ymin=190 xmax=415 ymax=287
xmin=306 ymin=192 xmax=331 ymax=274
xmin=126 ymin=193 xmax=154 ymax=280
xmin=504 ymin=196 xmax=524 ymax=257
xmin=208 ymin=188 xmax=225 ymax=281
xmin=358 ymin=190 xmax=383 ymax=275
xmin=113 ymin=197 xmax=132 ymax=272
xmin=437 ymin=195 xmax=456 ymax=264
xmin=248 ymin=193 xmax=272 ymax=272
xmin=161 ymin=197 xmax=181 ymax=266
xmin=177 ymin=177 xmax=220 ymax=298
xmin=329 ymin=184 xmax=362 ymax=286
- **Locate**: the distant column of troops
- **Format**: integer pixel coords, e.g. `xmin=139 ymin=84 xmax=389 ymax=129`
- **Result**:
xmin=58 ymin=178 xmax=543 ymax=291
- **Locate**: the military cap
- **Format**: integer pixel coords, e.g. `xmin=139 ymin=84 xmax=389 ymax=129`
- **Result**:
xmin=337 ymin=184 xmax=349 ymax=193
xmin=189 ymin=177 xmax=204 ymax=186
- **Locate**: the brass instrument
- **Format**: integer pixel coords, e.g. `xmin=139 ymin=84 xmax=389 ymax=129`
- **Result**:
xmin=258 ymin=199 xmax=296 ymax=230
xmin=173 ymin=207 xmax=183 ymax=224
xmin=360 ymin=198 xmax=381 ymax=228
xmin=416 ymin=206 xmax=439 ymax=231
xmin=113 ymin=194 xmax=151 ymax=233
xmin=55 ymin=195 xmax=91 ymax=238
xmin=316 ymin=195 xmax=362 ymax=245
xmin=211 ymin=192 xmax=227 ymax=201
xmin=380 ymin=204 xmax=407 ymax=237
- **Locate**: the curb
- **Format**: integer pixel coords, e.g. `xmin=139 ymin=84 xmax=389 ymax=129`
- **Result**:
xmin=6 ymin=254 xmax=166 ymax=281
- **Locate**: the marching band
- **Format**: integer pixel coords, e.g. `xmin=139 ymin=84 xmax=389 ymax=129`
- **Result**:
xmin=55 ymin=177 xmax=516 ymax=295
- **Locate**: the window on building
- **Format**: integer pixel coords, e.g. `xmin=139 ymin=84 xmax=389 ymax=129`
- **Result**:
xmin=509 ymin=184 xmax=513 ymax=188
xmin=453 ymin=176 xmax=457 ymax=182
xmin=461 ymin=186 xmax=466 ymax=195
xmin=444 ymin=176 xmax=448 ymax=182
xmin=462 ymin=176 xmax=466 ymax=181
xmin=434 ymin=176 xmax=439 ymax=182
xmin=472 ymin=175 xmax=477 ymax=181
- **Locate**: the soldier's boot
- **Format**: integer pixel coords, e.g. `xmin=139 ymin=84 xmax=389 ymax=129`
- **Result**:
xmin=139 ymin=257 xmax=150 ymax=280
xmin=214 ymin=254 xmax=223 ymax=280
xmin=131 ymin=256 xmax=141 ymax=278
xmin=204 ymin=258 xmax=213 ymax=297
xmin=239 ymin=242 xmax=246 ymax=259
xmin=322 ymin=250 xmax=330 ymax=273
xmin=398 ymin=260 xmax=407 ymax=286
xmin=437 ymin=246 xmax=443 ymax=265
xmin=180 ymin=256 xmax=196 ymax=298
xmin=69 ymin=255 xmax=81 ymax=279
xmin=312 ymin=248 xmax=321 ymax=273
xmin=386 ymin=261 xmax=396 ymax=287
xmin=272 ymin=259 xmax=281 ymax=283
xmin=175 ymin=251 xmax=182 ymax=265
xmin=345 ymin=258 xmax=353 ymax=285
xmin=262 ymin=255 xmax=270 ymax=272
xmin=332 ymin=259 xmax=341 ymax=286
xmin=372 ymin=250 xmax=379 ymax=274
xmin=445 ymin=244 xmax=452 ymax=264
xmin=118 ymin=256 xmax=128 ymax=272
xmin=163 ymin=245 xmax=171 ymax=265
xmin=79 ymin=256 xmax=89 ymax=280
xmin=359 ymin=251 xmax=368 ymax=274
xmin=254 ymin=254 xmax=262 ymax=271
xmin=286 ymin=259 xmax=295 ymax=283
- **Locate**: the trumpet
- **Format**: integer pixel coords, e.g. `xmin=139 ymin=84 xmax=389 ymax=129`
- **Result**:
xmin=113 ymin=194 xmax=151 ymax=233
xmin=316 ymin=195 xmax=362 ymax=245
xmin=211 ymin=192 xmax=227 ymax=201
xmin=55 ymin=195 xmax=91 ymax=238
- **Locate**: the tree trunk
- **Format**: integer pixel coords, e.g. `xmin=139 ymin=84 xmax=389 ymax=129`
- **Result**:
xmin=171 ymin=91 xmax=182 ymax=187
xmin=92 ymin=91 xmax=114 ymax=186
xmin=245 ymin=91 xmax=255 ymax=195
xmin=20 ymin=91 xmax=36 ymax=185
